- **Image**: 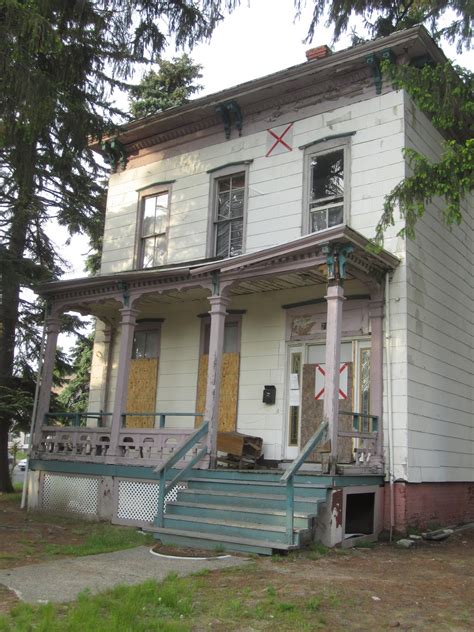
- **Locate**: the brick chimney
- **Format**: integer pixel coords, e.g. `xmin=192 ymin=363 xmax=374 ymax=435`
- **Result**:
xmin=305 ymin=45 xmax=332 ymax=61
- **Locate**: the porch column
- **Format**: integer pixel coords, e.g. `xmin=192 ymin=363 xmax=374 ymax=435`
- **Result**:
xmin=32 ymin=315 xmax=61 ymax=449
xmin=108 ymin=306 xmax=139 ymax=457
xmin=369 ymin=298 xmax=384 ymax=460
xmin=205 ymin=294 xmax=230 ymax=468
xmin=323 ymin=282 xmax=345 ymax=468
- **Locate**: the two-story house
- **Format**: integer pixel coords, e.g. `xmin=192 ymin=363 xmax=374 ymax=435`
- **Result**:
xmin=27 ymin=25 xmax=474 ymax=553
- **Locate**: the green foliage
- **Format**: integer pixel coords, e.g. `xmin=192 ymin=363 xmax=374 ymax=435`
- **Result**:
xmin=57 ymin=334 xmax=94 ymax=413
xmin=44 ymin=524 xmax=154 ymax=557
xmin=129 ymin=54 xmax=203 ymax=118
xmin=294 ymin=1 xmax=472 ymax=50
xmin=374 ymin=62 xmax=473 ymax=247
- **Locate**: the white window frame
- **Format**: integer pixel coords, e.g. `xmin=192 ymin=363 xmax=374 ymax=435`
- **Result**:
xmin=302 ymin=136 xmax=351 ymax=235
xmin=206 ymin=162 xmax=251 ymax=259
xmin=135 ymin=184 xmax=172 ymax=269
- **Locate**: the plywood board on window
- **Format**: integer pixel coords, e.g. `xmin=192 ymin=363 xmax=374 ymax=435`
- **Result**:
xmin=301 ymin=363 xmax=353 ymax=463
xmin=195 ymin=352 xmax=240 ymax=432
xmin=125 ymin=358 xmax=159 ymax=428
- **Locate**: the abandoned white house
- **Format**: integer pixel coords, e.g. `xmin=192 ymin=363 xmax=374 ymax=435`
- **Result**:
xmin=27 ymin=25 xmax=474 ymax=553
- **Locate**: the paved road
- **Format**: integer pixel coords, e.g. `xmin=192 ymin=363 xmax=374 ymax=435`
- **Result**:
xmin=0 ymin=546 xmax=250 ymax=604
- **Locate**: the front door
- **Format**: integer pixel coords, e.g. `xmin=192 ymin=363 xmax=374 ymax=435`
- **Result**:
xmin=285 ymin=340 xmax=371 ymax=461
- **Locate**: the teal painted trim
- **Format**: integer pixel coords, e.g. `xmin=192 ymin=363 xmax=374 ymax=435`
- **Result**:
xmin=298 ymin=131 xmax=356 ymax=151
xmin=206 ymin=160 xmax=253 ymax=174
xmin=281 ymin=421 xmax=329 ymax=482
xmin=154 ymin=421 xmax=209 ymax=474
xmin=165 ymin=446 xmax=208 ymax=495
xmin=136 ymin=180 xmax=176 ymax=192
xmin=29 ymin=459 xmax=177 ymax=481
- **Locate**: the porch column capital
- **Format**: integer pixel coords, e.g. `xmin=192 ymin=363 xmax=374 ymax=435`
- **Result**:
xmin=118 ymin=306 xmax=140 ymax=325
xmin=44 ymin=315 xmax=61 ymax=334
xmin=208 ymin=294 xmax=231 ymax=314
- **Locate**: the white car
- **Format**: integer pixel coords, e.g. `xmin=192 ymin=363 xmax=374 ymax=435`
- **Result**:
xmin=18 ymin=458 xmax=28 ymax=471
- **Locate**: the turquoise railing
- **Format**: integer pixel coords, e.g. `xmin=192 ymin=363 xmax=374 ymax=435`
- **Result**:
xmin=154 ymin=421 xmax=209 ymax=528
xmin=339 ymin=411 xmax=379 ymax=433
xmin=280 ymin=420 xmax=329 ymax=545
xmin=121 ymin=412 xmax=202 ymax=428
xmin=44 ymin=411 xmax=201 ymax=429
xmin=43 ymin=412 xmax=112 ymax=427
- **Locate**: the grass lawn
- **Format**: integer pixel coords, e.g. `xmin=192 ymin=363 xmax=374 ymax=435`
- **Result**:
xmin=0 ymin=491 xmax=473 ymax=630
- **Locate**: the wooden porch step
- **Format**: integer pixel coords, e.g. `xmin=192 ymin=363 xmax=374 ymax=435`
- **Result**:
xmin=166 ymin=501 xmax=315 ymax=528
xmin=162 ymin=514 xmax=307 ymax=545
xmin=187 ymin=477 xmax=328 ymax=497
xmin=153 ymin=527 xmax=299 ymax=556
xmin=177 ymin=488 xmax=324 ymax=512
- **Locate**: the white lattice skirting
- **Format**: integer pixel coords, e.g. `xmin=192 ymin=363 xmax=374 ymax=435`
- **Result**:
xmin=116 ymin=479 xmax=187 ymax=525
xmin=42 ymin=474 xmax=99 ymax=516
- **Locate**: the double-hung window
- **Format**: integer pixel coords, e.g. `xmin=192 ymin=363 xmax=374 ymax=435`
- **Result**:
xmin=309 ymin=149 xmax=344 ymax=232
xmin=302 ymin=135 xmax=352 ymax=235
xmin=212 ymin=171 xmax=246 ymax=258
xmin=139 ymin=189 xmax=169 ymax=268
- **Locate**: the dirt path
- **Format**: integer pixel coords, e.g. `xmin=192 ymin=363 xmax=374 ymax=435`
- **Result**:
xmin=1 ymin=492 xmax=473 ymax=629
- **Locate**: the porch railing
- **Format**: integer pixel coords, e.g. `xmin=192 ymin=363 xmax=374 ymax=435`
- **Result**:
xmin=280 ymin=412 xmax=380 ymax=545
xmin=36 ymin=411 xmax=204 ymax=467
xmin=338 ymin=411 xmax=380 ymax=464
xmin=154 ymin=421 xmax=209 ymax=528
xmin=280 ymin=420 xmax=329 ymax=545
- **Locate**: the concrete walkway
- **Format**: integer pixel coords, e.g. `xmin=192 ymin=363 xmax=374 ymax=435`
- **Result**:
xmin=0 ymin=546 xmax=250 ymax=604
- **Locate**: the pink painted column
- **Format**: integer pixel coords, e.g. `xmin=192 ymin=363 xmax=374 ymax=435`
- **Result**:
xmin=108 ymin=307 xmax=140 ymax=457
xmin=32 ymin=315 xmax=61 ymax=449
xmin=205 ymin=294 xmax=230 ymax=468
xmin=323 ymin=283 xmax=345 ymax=468
xmin=369 ymin=298 xmax=384 ymax=460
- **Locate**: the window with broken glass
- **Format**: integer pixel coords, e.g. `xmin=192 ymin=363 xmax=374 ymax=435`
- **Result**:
xmin=140 ymin=190 xmax=169 ymax=268
xmin=309 ymin=149 xmax=344 ymax=233
xmin=214 ymin=172 xmax=245 ymax=258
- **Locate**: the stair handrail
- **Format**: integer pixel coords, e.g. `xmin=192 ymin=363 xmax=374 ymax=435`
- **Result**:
xmin=280 ymin=420 xmax=329 ymax=544
xmin=154 ymin=421 xmax=209 ymax=527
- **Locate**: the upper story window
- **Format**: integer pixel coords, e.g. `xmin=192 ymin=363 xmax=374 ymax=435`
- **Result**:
xmin=302 ymin=135 xmax=352 ymax=235
xmin=139 ymin=189 xmax=170 ymax=268
xmin=207 ymin=162 xmax=251 ymax=259
xmin=309 ymin=149 xmax=344 ymax=232
xmin=214 ymin=172 xmax=245 ymax=258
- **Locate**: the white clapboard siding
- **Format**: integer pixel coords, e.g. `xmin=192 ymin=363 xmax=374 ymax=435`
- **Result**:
xmin=404 ymin=93 xmax=474 ymax=483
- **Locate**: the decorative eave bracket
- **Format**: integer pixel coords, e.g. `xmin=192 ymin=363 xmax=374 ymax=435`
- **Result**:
xmin=216 ymin=100 xmax=243 ymax=139
xmin=101 ymin=139 xmax=128 ymax=172
xmin=366 ymin=48 xmax=395 ymax=95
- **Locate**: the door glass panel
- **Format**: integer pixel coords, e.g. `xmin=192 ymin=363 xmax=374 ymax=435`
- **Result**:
xmin=288 ymin=351 xmax=302 ymax=447
xmin=359 ymin=347 xmax=371 ymax=431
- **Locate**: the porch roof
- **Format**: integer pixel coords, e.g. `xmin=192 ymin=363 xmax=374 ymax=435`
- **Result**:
xmin=40 ymin=225 xmax=398 ymax=318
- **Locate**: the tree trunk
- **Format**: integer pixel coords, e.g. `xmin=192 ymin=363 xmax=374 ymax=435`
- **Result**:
xmin=0 ymin=144 xmax=35 ymax=492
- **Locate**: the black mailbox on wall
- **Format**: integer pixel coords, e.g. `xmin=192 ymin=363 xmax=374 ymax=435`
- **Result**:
xmin=263 ymin=385 xmax=276 ymax=405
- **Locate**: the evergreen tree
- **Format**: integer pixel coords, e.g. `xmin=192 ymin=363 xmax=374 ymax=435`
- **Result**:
xmin=130 ymin=54 xmax=203 ymax=118
xmin=0 ymin=0 xmax=236 ymax=492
